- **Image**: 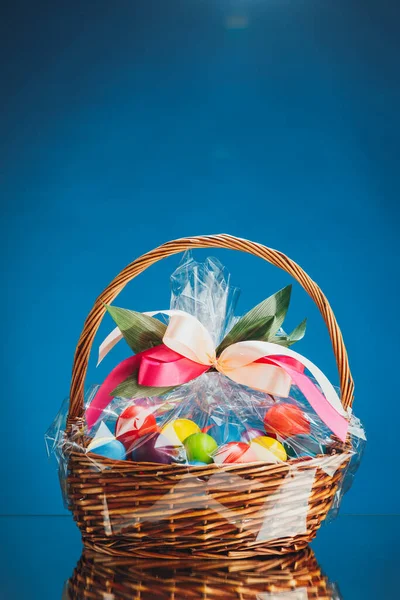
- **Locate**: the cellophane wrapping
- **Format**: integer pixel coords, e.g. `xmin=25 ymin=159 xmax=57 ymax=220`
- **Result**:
xmin=46 ymin=252 xmax=366 ymax=543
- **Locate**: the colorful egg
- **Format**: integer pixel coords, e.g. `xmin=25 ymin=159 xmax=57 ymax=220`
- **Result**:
xmin=241 ymin=428 xmax=266 ymax=443
xmin=212 ymin=422 xmax=242 ymax=445
xmin=250 ymin=436 xmax=287 ymax=462
xmin=161 ymin=418 xmax=201 ymax=446
xmin=116 ymin=405 xmax=158 ymax=450
xmin=283 ymin=434 xmax=326 ymax=459
xmin=189 ymin=460 xmax=208 ymax=466
xmin=184 ymin=433 xmax=218 ymax=464
xmin=131 ymin=433 xmax=179 ymax=464
xmin=87 ymin=438 xmax=126 ymax=461
xmin=264 ymin=403 xmax=310 ymax=439
xmin=213 ymin=442 xmax=257 ymax=464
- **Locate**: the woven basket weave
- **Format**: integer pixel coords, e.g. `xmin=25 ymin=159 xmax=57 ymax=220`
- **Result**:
xmin=67 ymin=547 xmax=341 ymax=599
xmin=66 ymin=234 xmax=353 ymax=559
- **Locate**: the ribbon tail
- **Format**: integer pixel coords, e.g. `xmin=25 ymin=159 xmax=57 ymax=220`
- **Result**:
xmin=86 ymin=355 xmax=141 ymax=429
xmin=260 ymin=355 xmax=305 ymax=373
xmin=97 ymin=326 xmax=123 ymax=366
xmin=271 ymin=360 xmax=349 ymax=442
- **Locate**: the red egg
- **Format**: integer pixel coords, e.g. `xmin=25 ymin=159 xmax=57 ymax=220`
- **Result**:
xmin=264 ymin=403 xmax=310 ymax=439
xmin=116 ymin=405 xmax=158 ymax=450
xmin=214 ymin=442 xmax=257 ymax=464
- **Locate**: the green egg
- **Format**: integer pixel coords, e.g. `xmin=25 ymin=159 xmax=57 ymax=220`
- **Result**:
xmin=184 ymin=433 xmax=218 ymax=465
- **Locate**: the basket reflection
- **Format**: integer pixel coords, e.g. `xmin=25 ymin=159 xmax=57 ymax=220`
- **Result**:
xmin=66 ymin=546 xmax=341 ymax=599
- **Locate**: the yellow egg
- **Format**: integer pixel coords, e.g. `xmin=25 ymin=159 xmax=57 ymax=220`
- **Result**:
xmin=161 ymin=419 xmax=201 ymax=446
xmin=250 ymin=436 xmax=287 ymax=462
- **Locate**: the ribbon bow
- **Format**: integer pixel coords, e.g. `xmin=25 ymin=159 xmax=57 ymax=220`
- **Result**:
xmin=86 ymin=310 xmax=349 ymax=441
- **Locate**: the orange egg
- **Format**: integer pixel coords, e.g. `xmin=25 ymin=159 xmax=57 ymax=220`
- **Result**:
xmin=264 ymin=403 xmax=310 ymax=439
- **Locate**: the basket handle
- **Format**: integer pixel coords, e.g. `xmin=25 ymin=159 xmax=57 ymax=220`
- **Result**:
xmin=68 ymin=234 xmax=354 ymax=426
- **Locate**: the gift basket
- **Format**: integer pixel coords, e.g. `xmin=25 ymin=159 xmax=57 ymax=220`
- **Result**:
xmin=65 ymin=547 xmax=341 ymax=599
xmin=47 ymin=234 xmax=365 ymax=558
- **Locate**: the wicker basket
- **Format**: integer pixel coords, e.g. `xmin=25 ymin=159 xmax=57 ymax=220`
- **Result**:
xmin=66 ymin=234 xmax=354 ymax=559
xmin=66 ymin=547 xmax=341 ymax=599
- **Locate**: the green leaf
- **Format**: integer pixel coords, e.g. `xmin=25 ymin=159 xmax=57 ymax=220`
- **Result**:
xmin=286 ymin=318 xmax=307 ymax=344
xmin=271 ymin=318 xmax=307 ymax=347
xmin=112 ymin=370 xmax=176 ymax=399
xmin=232 ymin=315 xmax=276 ymax=343
xmin=106 ymin=305 xmax=167 ymax=354
xmin=216 ymin=285 xmax=292 ymax=354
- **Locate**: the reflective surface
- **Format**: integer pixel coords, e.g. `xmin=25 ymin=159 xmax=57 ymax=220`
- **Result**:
xmin=2 ymin=516 xmax=398 ymax=599
xmin=66 ymin=547 xmax=341 ymax=599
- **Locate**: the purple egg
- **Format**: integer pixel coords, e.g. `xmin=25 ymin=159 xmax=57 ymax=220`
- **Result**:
xmin=131 ymin=433 xmax=180 ymax=464
xmin=134 ymin=398 xmax=150 ymax=407
xmin=241 ymin=428 xmax=266 ymax=443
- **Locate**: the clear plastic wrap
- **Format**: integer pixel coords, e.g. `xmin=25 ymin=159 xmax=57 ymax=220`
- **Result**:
xmin=46 ymin=252 xmax=365 ymax=552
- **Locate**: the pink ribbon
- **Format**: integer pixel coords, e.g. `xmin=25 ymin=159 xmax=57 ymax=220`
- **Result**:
xmin=85 ymin=345 xmax=209 ymax=429
xmin=256 ymin=356 xmax=348 ymax=443
xmin=87 ymin=311 xmax=349 ymax=441
xmin=86 ymin=354 xmax=141 ymax=429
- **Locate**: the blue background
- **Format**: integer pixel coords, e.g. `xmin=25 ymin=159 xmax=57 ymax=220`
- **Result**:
xmin=1 ymin=0 xmax=399 ymax=517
